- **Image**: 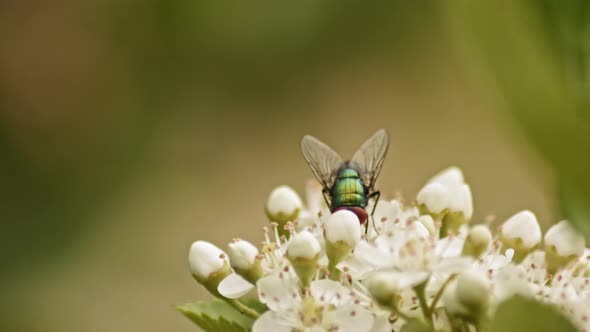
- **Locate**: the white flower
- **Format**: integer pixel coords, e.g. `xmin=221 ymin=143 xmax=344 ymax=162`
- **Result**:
xmin=491 ymin=264 xmax=532 ymax=305
xmin=417 ymin=167 xmax=473 ymax=219
xmin=417 ymin=183 xmax=449 ymax=214
xmin=189 ymin=241 xmax=228 ymax=279
xmin=296 ymin=181 xmax=329 ymax=231
xmin=217 ymin=239 xmax=262 ymax=298
xmin=287 ymin=231 xmax=321 ymax=260
xmin=366 ymin=271 xmax=401 ymax=306
xmin=463 ymin=224 xmax=492 ymax=257
xmin=186 ymin=169 xmax=590 ymax=332
xmin=417 ymin=215 xmax=436 ymax=236
xmin=218 ymin=273 xmax=254 ymax=298
xmin=468 ymin=225 xmax=492 ymax=248
xmin=350 ymin=220 xmax=472 ymax=288
xmin=266 ymin=185 xmax=303 ymax=222
xmin=325 ymin=210 xmax=362 ymax=248
xmin=253 ymin=274 xmax=374 ymax=332
xmin=442 ymin=279 xmax=469 ymax=316
xmin=501 ymin=210 xmax=542 ymax=250
xmin=365 ymin=199 xmax=418 ymax=238
xmin=219 ymin=225 xmax=289 ymax=299
xmin=545 ymin=220 xmax=585 ymax=258
xmin=455 ymin=270 xmax=490 ymax=310
xmin=228 ymin=239 xmax=259 ymax=271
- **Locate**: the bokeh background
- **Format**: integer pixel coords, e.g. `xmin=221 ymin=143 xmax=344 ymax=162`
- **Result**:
xmin=2 ymin=1 xmax=589 ymax=331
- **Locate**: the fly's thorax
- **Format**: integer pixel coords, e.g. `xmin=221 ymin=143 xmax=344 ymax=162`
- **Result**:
xmin=336 ymin=167 xmax=360 ymax=179
xmin=331 ymin=167 xmax=366 ymax=209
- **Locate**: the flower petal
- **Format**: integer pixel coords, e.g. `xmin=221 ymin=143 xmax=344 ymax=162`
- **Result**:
xmin=218 ymin=273 xmax=254 ymax=299
xmin=369 ymin=316 xmax=393 ymax=332
xmin=434 ymin=236 xmax=464 ymax=258
xmin=256 ymin=274 xmax=300 ymax=311
xmin=433 ymin=256 xmax=473 ymax=275
xmin=337 ymin=256 xmax=374 ymax=279
xmin=324 ymin=305 xmax=374 ymax=332
xmin=252 ymin=311 xmax=294 ymax=332
xmin=310 ymin=279 xmax=352 ymax=306
xmin=354 ymin=241 xmax=392 ymax=269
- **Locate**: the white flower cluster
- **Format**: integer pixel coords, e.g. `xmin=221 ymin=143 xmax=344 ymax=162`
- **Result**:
xmin=188 ymin=167 xmax=590 ymax=332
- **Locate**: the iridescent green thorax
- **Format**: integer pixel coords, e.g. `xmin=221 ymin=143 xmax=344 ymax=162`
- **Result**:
xmin=331 ymin=167 xmax=366 ymax=210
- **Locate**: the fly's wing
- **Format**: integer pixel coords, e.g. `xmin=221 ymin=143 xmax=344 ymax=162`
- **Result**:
xmin=350 ymin=129 xmax=390 ymax=192
xmin=301 ymin=135 xmax=343 ymax=191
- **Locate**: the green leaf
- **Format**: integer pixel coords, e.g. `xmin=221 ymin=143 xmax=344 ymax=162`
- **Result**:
xmin=177 ymin=300 xmax=255 ymax=332
xmin=484 ymin=296 xmax=577 ymax=332
xmin=239 ymin=298 xmax=269 ymax=314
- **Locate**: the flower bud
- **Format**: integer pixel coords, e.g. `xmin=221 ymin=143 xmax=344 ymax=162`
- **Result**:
xmin=189 ymin=241 xmax=231 ymax=296
xmin=287 ymin=231 xmax=320 ymax=287
xmin=417 ymin=183 xmax=450 ymax=215
xmin=265 ymin=186 xmax=302 ymax=228
xmin=228 ymin=239 xmax=263 ymax=283
xmin=442 ymin=279 xmax=469 ymax=317
xmin=462 ymin=225 xmax=492 ymax=258
xmin=418 ymin=167 xmax=473 ymax=237
xmin=366 ymin=272 xmax=399 ymax=308
xmin=455 ymin=270 xmax=490 ymax=317
xmin=500 ymin=210 xmax=541 ymax=262
xmin=417 ymin=215 xmax=436 ymax=236
xmin=461 ymin=185 xmax=474 ymax=221
xmin=544 ymin=220 xmax=586 ymax=274
xmin=324 ymin=210 xmax=361 ymax=270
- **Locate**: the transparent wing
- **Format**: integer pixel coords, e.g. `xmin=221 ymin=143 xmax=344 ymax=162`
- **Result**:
xmin=301 ymin=135 xmax=343 ymax=190
xmin=350 ymin=129 xmax=390 ymax=191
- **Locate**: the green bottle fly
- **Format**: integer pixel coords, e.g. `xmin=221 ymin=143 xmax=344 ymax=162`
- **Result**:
xmin=331 ymin=166 xmax=366 ymax=209
xmin=301 ymin=130 xmax=389 ymax=232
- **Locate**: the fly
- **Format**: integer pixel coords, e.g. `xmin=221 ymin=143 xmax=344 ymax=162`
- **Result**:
xmin=301 ymin=129 xmax=389 ymax=233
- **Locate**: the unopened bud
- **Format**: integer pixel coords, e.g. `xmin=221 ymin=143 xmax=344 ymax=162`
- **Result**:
xmin=325 ymin=210 xmax=361 ymax=269
xmin=417 ymin=215 xmax=436 ymax=236
xmin=500 ymin=210 xmax=541 ymax=262
xmin=189 ymin=241 xmax=231 ymax=296
xmin=418 ymin=167 xmax=473 ymax=237
xmin=455 ymin=270 xmax=490 ymax=318
xmin=462 ymin=225 xmax=492 ymax=258
xmin=287 ymin=231 xmax=320 ymax=287
xmin=544 ymin=220 xmax=586 ymax=274
xmin=367 ymin=272 xmax=399 ymax=308
xmin=442 ymin=279 xmax=469 ymax=317
xmin=417 ymin=183 xmax=449 ymax=215
xmin=228 ymin=239 xmax=263 ymax=283
xmin=265 ymin=186 xmax=302 ymax=229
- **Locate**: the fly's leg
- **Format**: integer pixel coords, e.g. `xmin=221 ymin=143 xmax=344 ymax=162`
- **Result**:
xmin=367 ymin=191 xmax=381 ymax=235
xmin=322 ymin=189 xmax=332 ymax=213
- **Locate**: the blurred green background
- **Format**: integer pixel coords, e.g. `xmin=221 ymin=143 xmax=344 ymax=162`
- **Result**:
xmin=1 ymin=1 xmax=589 ymax=331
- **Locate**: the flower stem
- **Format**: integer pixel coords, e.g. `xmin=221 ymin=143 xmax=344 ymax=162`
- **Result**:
xmin=328 ymin=261 xmax=341 ymax=281
xmin=391 ymin=302 xmax=413 ymax=322
xmin=429 ymin=274 xmax=457 ymax=314
xmin=414 ymin=281 xmax=433 ymax=327
xmin=226 ymin=299 xmax=260 ymax=319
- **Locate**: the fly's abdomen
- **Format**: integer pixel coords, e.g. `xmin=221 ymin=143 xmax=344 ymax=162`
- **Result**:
xmin=332 ymin=177 xmax=366 ymax=209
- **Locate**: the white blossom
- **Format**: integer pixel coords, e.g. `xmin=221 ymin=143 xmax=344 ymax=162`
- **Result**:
xmin=287 ymin=231 xmax=321 ymax=260
xmin=188 ymin=241 xmax=228 ymax=279
xmin=324 ymin=210 xmax=362 ymax=248
xmin=545 ymin=220 xmax=586 ymax=258
xmin=186 ymin=167 xmax=590 ymax=332
xmin=227 ymin=239 xmax=259 ymax=271
xmin=417 ymin=167 xmax=473 ymax=219
xmin=266 ymin=185 xmax=303 ymax=222
xmin=501 ymin=210 xmax=542 ymax=250
xmin=253 ymin=274 xmax=374 ymax=332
